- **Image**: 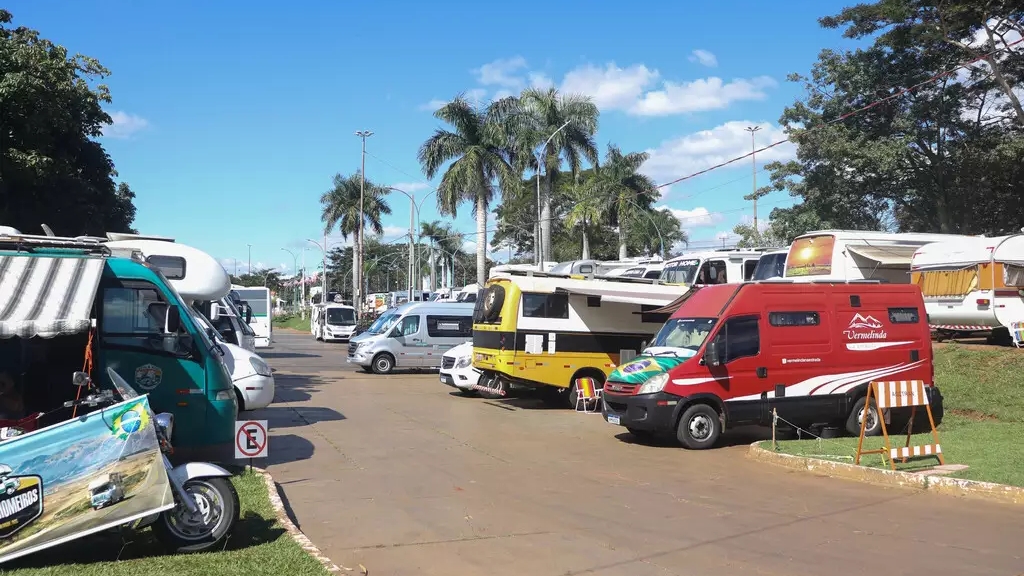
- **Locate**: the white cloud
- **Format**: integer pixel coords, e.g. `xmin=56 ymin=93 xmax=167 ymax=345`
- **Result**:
xmin=388 ymin=182 xmax=430 ymax=193
xmin=418 ymin=99 xmax=448 ymax=112
xmin=689 ymin=49 xmax=718 ymax=68
xmin=560 ymin=63 xmax=659 ymax=110
xmin=642 ymin=120 xmax=796 ymax=185
xmin=656 ymin=205 xmax=721 ymax=229
xmin=101 ymin=111 xmax=149 ymax=139
xmin=379 ymin=225 xmax=409 ymax=238
xmin=630 ymin=76 xmax=776 ymax=116
xmin=473 ymin=57 xmax=528 ymax=87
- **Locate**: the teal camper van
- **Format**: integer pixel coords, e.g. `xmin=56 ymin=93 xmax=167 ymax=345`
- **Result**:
xmin=0 ymin=233 xmax=237 ymax=462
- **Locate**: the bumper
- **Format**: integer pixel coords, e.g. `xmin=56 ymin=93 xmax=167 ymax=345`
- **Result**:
xmin=236 ymin=374 xmax=275 ymax=411
xmin=324 ymin=328 xmax=356 ymax=341
xmin=439 ymin=366 xmax=480 ymax=390
xmin=254 ymin=337 xmax=271 ymax=348
xmin=347 ymin=352 xmax=371 ymax=367
xmin=602 ymin=391 xmax=681 ymax=433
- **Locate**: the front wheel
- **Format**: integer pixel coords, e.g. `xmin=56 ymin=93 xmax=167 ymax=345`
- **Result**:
xmin=154 ymin=477 xmax=239 ymax=554
xmin=371 ymin=353 xmax=395 ymax=374
xmin=676 ymin=404 xmax=722 ymax=449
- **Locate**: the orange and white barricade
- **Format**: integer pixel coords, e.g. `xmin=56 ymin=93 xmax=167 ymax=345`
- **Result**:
xmin=855 ymin=380 xmax=945 ymax=470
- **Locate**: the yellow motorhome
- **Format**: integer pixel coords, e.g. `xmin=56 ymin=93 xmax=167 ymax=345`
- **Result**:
xmin=471 ymin=271 xmax=688 ymax=407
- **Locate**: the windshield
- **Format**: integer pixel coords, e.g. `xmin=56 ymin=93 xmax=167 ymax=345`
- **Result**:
xmin=621 ymin=267 xmax=645 ymax=278
xmin=326 ymin=307 xmax=356 ymax=325
xmin=366 ymin=313 xmax=400 ymax=335
xmin=152 ymin=269 xmax=216 ymax=352
xmin=753 ymin=253 xmax=787 ymax=280
xmin=651 ymin=318 xmax=717 ymax=352
xmin=191 ymin=307 xmax=225 ymax=343
xmin=222 ymin=298 xmax=256 ymax=336
xmin=235 ymin=289 xmax=269 ymax=315
xmin=661 ymin=259 xmax=700 ymax=284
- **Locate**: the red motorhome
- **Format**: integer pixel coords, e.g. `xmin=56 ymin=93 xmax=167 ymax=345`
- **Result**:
xmin=601 ymin=281 xmax=943 ymax=449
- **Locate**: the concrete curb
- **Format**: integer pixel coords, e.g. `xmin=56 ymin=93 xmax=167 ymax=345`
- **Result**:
xmin=747 ymin=441 xmax=1024 ymax=505
xmin=252 ymin=466 xmax=362 ymax=573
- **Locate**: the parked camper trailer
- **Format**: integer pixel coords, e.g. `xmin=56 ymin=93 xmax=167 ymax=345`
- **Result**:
xmin=911 ymin=235 xmax=1024 ymax=339
xmin=620 ymin=262 xmax=665 ymax=279
xmin=471 ymin=271 xmax=689 ymax=405
xmin=783 ymin=230 xmax=976 ymax=283
xmin=660 ymin=249 xmax=766 ymax=286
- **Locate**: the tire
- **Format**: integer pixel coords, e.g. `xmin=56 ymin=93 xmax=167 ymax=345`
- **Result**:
xmin=154 ymin=477 xmax=239 ymax=554
xmin=234 ymin=389 xmax=246 ymax=412
xmin=675 ymin=404 xmax=722 ymax=449
xmin=481 ymin=286 xmax=505 ymax=322
xmin=371 ymin=353 xmax=395 ymax=374
xmin=845 ymin=396 xmax=882 ymax=437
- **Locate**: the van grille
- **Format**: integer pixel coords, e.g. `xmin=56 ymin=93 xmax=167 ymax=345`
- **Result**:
xmin=347 ymin=342 xmax=358 ymax=356
xmin=441 ymin=357 xmax=455 ymax=369
xmin=603 ymin=381 xmax=639 ymax=395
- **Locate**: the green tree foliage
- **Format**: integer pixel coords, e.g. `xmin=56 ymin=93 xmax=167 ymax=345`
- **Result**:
xmin=0 ymin=10 xmax=138 ymax=235
xmin=231 ymin=268 xmax=282 ymax=292
xmin=320 ymin=172 xmax=392 ymax=303
xmin=766 ymin=0 xmax=1024 ymax=239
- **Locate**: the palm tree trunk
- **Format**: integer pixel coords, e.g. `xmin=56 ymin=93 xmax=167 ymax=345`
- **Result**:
xmin=581 ymin=219 xmax=591 ymax=260
xmin=540 ymin=171 xmax=553 ymax=265
xmin=351 ymin=231 xmax=360 ymax=304
xmin=476 ymin=192 xmax=487 ymax=286
xmin=618 ymin=223 xmax=628 ymax=260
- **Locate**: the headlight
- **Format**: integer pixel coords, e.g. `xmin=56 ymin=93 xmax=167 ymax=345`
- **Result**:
xmin=250 ymin=357 xmax=272 ymax=377
xmin=637 ymin=372 xmax=670 ymax=395
xmin=356 ymin=341 xmax=370 ymax=349
xmin=455 ymin=356 xmax=472 ymax=369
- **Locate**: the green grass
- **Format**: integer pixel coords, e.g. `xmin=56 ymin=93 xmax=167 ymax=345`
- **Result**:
xmin=770 ymin=344 xmax=1024 ymax=487
xmin=272 ymin=313 xmax=311 ymax=333
xmin=3 ymin=470 xmax=330 ymax=575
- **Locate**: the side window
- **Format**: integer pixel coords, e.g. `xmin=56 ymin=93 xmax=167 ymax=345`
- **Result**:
xmin=101 ymin=286 xmax=167 ymax=336
xmin=743 ymin=260 xmax=758 ymax=281
xmin=398 ymin=315 xmax=420 ymax=337
xmin=644 ymin=270 xmax=662 ymax=279
xmin=427 ymin=315 xmax=472 ymax=338
xmin=579 ymin=264 xmax=594 ymax=274
xmin=709 ymin=260 xmax=728 ymax=284
xmin=888 ymin=307 xmax=920 ymax=324
xmin=718 ymin=316 xmax=760 ymax=363
xmin=521 ymin=293 xmax=570 ymax=319
xmin=769 ymin=312 xmax=820 ymax=327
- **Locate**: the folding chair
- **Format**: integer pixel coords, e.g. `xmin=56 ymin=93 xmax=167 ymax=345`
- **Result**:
xmin=1011 ymin=322 xmax=1024 ymax=348
xmin=575 ymin=377 xmax=602 ymax=413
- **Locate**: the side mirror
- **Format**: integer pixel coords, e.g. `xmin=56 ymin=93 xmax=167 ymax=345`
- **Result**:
xmin=245 ymin=307 xmax=253 ymax=324
xmin=209 ymin=303 xmax=221 ymax=322
xmin=72 ymin=371 xmax=91 ymax=387
xmin=703 ymin=340 xmax=722 ymax=367
xmin=165 ymin=306 xmax=181 ymax=334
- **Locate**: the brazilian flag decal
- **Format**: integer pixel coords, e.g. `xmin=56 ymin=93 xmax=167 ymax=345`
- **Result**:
xmin=108 ymin=399 xmax=151 ymax=440
xmin=610 ymin=356 xmax=687 ymax=384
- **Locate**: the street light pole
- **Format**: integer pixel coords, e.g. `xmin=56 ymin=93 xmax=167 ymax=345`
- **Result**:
xmin=247 ymin=244 xmax=252 ymax=275
xmin=306 ymin=238 xmax=327 ymax=306
xmin=744 ymin=126 xmax=762 ymax=235
xmin=384 ymin=186 xmax=421 ymax=303
xmin=536 ymin=120 xmax=571 ymax=272
xmin=355 ymin=130 xmax=374 ymax=318
xmin=281 ymin=248 xmax=298 ymax=309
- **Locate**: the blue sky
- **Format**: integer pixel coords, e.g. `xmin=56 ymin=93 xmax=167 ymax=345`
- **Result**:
xmin=9 ymin=0 xmax=859 ymax=275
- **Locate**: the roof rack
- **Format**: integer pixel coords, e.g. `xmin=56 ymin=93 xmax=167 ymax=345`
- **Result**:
xmin=0 ymin=233 xmax=111 ymax=256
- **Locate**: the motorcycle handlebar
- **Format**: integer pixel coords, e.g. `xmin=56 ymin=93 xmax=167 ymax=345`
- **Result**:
xmin=63 ymin=389 xmax=116 ymax=409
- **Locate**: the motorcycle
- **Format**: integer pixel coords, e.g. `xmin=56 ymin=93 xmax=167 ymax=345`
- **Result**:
xmin=0 ymin=367 xmax=239 ymax=564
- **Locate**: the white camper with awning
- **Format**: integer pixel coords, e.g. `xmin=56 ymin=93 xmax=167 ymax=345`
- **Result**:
xmin=783 ymin=230 xmax=977 ymax=283
xmin=911 ymin=234 xmax=1024 ymax=339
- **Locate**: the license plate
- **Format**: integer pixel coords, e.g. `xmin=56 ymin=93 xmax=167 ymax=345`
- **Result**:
xmin=607 ymin=415 xmax=621 ymax=425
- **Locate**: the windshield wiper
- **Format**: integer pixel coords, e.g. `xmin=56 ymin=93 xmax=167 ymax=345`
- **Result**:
xmin=650 ymin=350 xmax=680 ymax=357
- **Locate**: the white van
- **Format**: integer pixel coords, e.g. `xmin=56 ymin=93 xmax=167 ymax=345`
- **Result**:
xmin=313 ymin=303 xmax=357 ymax=342
xmin=619 ymin=262 xmax=665 ymax=279
xmin=439 ymin=341 xmax=481 ymax=394
xmin=191 ymin=308 xmax=275 ymax=411
xmin=660 ymin=249 xmax=765 ymax=285
xmin=750 ymin=249 xmax=788 ymax=280
xmin=347 ymin=301 xmax=475 ymax=374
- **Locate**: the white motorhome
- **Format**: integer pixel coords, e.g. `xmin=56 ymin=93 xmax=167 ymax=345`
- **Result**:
xmin=783 ymin=230 xmax=977 ymax=283
xmin=103 ymin=235 xmax=276 ymax=410
xmin=311 ymin=302 xmax=358 ymax=342
xmin=750 ymin=249 xmax=788 ymax=281
xmin=233 ymin=285 xmax=273 ymax=348
xmin=489 ymin=263 xmax=557 ymax=278
xmin=911 ymin=234 xmax=1024 ymax=339
xmin=619 ymin=262 xmax=665 ymax=279
xmin=659 ymin=249 xmax=766 ymax=286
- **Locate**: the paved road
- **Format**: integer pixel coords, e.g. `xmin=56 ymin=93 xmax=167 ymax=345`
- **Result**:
xmin=252 ymin=332 xmax=1024 ymax=576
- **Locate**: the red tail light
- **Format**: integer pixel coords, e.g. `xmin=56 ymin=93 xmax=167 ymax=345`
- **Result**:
xmin=977 ymin=298 xmax=991 ymax=306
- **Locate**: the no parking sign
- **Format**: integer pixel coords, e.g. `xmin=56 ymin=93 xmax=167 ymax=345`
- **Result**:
xmin=235 ymin=420 xmax=268 ymax=459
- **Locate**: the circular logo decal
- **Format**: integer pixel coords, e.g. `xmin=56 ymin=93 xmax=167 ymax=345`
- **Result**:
xmin=622 ymin=359 xmax=652 ymax=374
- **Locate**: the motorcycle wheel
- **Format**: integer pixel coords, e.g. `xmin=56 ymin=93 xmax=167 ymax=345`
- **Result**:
xmin=154 ymin=477 xmax=239 ymax=553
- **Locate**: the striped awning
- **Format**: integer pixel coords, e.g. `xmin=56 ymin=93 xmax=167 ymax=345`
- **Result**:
xmin=0 ymin=255 xmax=105 ymax=338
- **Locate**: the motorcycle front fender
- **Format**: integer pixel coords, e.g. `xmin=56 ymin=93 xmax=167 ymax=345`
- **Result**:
xmin=169 ymin=462 xmax=234 ymax=486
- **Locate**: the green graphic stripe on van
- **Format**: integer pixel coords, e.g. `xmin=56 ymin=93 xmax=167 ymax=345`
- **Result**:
xmin=609 ymin=356 xmax=687 ymax=384
xmin=473 ymin=330 xmax=651 ymax=354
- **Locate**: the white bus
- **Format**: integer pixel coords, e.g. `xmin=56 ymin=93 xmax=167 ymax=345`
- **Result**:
xmin=232 ymin=286 xmax=273 ymax=348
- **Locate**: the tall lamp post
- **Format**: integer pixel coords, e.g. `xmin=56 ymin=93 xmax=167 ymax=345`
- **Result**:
xmin=744 ymin=125 xmax=762 ymax=236
xmin=247 ymin=244 xmax=252 ymax=275
xmin=306 ymin=238 xmax=327 ymax=306
xmin=281 ymin=248 xmax=298 ymax=309
xmin=355 ymin=130 xmax=374 ymax=318
xmin=535 ymin=120 xmax=571 ymax=272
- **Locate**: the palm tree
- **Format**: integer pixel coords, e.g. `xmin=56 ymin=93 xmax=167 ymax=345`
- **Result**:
xmin=420 ymin=220 xmax=447 ymax=290
xmin=563 ymin=175 xmax=605 ymax=259
xmin=417 ymin=95 xmax=516 ymax=285
xmin=513 ymin=88 xmax=599 ymax=263
xmin=432 ymin=223 xmax=464 ymax=288
xmin=589 ymin=145 xmax=659 ymax=259
xmin=320 ymin=172 xmax=392 ymax=303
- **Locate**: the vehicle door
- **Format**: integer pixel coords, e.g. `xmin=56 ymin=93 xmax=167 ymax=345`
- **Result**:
xmin=425 ymin=314 xmax=473 ymax=367
xmin=95 ymin=279 xmax=207 ymax=432
xmin=391 ymin=314 xmax=425 ymax=366
xmin=703 ymin=315 xmax=764 ymax=424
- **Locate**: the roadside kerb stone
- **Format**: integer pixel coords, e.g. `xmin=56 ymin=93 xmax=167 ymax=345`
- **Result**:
xmin=747 ymin=441 xmax=1024 ymax=505
xmin=252 ymin=466 xmax=362 ymax=574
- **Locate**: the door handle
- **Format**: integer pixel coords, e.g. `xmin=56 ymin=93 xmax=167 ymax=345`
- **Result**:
xmin=756 ymin=367 xmax=768 ymax=378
